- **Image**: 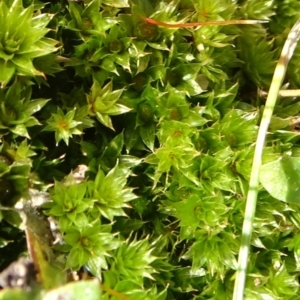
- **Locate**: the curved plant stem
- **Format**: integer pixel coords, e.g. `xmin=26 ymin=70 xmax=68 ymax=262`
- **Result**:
xmin=144 ymin=18 xmax=267 ymax=28
xmin=233 ymin=19 xmax=300 ymax=300
xmin=260 ymin=89 xmax=300 ymax=98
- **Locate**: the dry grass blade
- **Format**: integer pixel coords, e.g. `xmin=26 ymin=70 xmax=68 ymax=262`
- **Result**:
xmin=233 ymin=18 xmax=300 ymax=300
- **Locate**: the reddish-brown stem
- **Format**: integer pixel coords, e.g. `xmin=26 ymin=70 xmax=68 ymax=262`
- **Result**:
xmin=145 ymin=17 xmax=267 ymax=28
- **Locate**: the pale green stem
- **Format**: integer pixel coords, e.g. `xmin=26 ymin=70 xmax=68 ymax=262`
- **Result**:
xmin=233 ymin=19 xmax=300 ymax=300
xmin=260 ymin=89 xmax=300 ymax=98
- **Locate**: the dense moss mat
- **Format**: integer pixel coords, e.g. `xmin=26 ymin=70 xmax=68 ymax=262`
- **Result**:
xmin=1 ymin=0 xmax=300 ymax=299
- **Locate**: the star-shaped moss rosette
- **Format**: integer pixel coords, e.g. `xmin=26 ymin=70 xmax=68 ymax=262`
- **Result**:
xmin=89 ymin=25 xmax=133 ymax=73
xmin=109 ymin=236 xmax=157 ymax=284
xmin=155 ymin=89 xmax=208 ymax=127
xmin=45 ymin=180 xmax=93 ymax=232
xmin=138 ymin=41 xmax=204 ymax=96
xmin=67 ymin=0 xmax=119 ymax=40
xmin=0 ymin=0 xmax=59 ymax=86
xmin=86 ymin=79 xmax=131 ymax=130
xmin=0 ymin=81 xmax=49 ymax=138
xmin=64 ymin=223 xmax=120 ymax=271
xmin=69 ymin=25 xmax=133 ymax=78
xmin=87 ymin=165 xmax=137 ymax=221
xmin=44 ymin=106 xmax=93 ymax=145
xmin=123 ymin=85 xmax=159 ymax=151
xmin=145 ymin=143 xmax=200 ymax=188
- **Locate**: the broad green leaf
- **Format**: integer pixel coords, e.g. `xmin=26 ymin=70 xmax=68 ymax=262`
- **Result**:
xmin=0 ymin=289 xmax=35 ymax=300
xmin=259 ymin=156 xmax=300 ymax=204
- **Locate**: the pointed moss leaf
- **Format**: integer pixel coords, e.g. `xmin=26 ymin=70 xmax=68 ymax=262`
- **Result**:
xmin=12 ymin=56 xmax=43 ymax=76
xmin=131 ymin=3 xmax=150 ymax=23
xmin=101 ymin=132 xmax=124 ymax=168
xmin=10 ymin=124 xmax=29 ymax=138
xmin=24 ymin=117 xmax=40 ymax=127
xmin=259 ymin=157 xmax=300 ymax=205
xmin=68 ymin=1 xmax=83 ymax=28
xmin=269 ymin=116 xmax=291 ymax=130
xmin=139 ymin=123 xmax=155 ymax=151
xmin=43 ymin=280 xmax=101 ymax=300
xmin=31 ymin=11 xmax=53 ymax=29
xmin=107 ymin=132 xmax=124 ymax=155
xmin=33 ymin=54 xmax=64 ymax=75
xmin=147 ymin=64 xmax=166 ymax=82
xmin=183 ymin=109 xmax=208 ymax=127
xmin=0 ymin=59 xmax=15 ymax=87
xmin=104 ymin=103 xmax=131 ymax=115
xmin=101 ymin=58 xmax=119 ymax=74
xmin=124 ymin=117 xmax=141 ymax=151
xmin=103 ymin=0 xmax=129 ymax=8
xmin=5 ymin=80 xmax=21 ymax=102
xmin=73 ymin=212 xmax=89 ymax=227
xmin=171 ymin=194 xmax=204 ymax=232
xmin=24 ymin=99 xmax=49 ymax=115
xmin=179 ymin=79 xmax=204 ymax=96
xmin=115 ymin=52 xmax=131 ymax=72
xmin=118 ymin=155 xmax=142 ymax=169
xmin=87 ymin=256 xmax=108 ymax=278
xmin=96 ymin=112 xmax=114 ymax=130
xmin=81 ymin=141 xmax=98 ymax=158
xmin=147 ymin=42 xmax=170 ymax=51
